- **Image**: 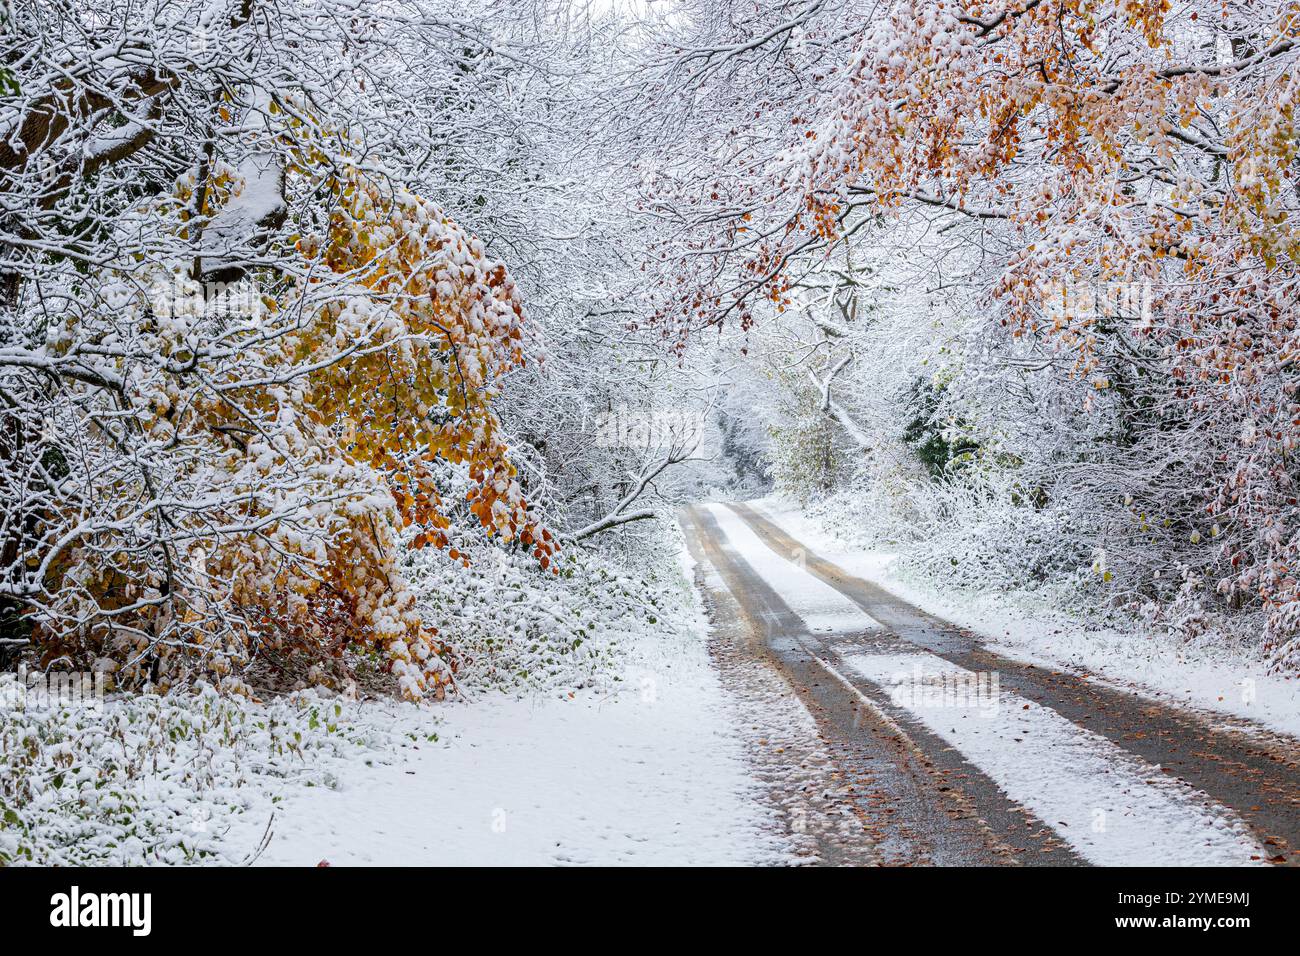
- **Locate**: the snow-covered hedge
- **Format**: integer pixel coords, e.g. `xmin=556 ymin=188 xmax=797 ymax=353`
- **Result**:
xmin=802 ymin=469 xmax=1105 ymax=617
xmin=409 ymin=532 xmax=682 ymax=698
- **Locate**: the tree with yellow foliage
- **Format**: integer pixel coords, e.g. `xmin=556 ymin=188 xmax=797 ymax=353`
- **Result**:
xmin=0 ymin=1 xmax=554 ymax=697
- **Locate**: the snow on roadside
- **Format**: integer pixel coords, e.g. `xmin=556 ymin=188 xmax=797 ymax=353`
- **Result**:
xmin=753 ymin=498 xmax=1300 ymax=742
xmin=224 ymin=526 xmax=790 ymax=866
xmin=3 ymin=526 xmax=791 ymax=867
xmin=227 ymin=680 xmax=781 ymax=866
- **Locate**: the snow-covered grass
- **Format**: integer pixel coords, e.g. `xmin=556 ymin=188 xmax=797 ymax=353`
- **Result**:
xmin=0 ymin=684 xmax=428 ymax=866
xmin=754 ymin=497 xmax=1300 ymax=742
xmin=224 ymin=673 xmax=785 ymax=865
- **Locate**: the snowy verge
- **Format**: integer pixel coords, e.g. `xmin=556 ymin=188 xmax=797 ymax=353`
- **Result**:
xmin=223 ymin=523 xmax=789 ymax=865
xmin=752 ymin=497 xmax=1300 ymax=742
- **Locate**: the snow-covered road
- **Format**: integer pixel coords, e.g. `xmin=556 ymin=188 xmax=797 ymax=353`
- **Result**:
xmin=682 ymin=502 xmax=1300 ymax=866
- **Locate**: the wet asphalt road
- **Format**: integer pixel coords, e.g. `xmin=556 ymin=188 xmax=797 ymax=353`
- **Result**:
xmin=681 ymin=503 xmax=1300 ymax=866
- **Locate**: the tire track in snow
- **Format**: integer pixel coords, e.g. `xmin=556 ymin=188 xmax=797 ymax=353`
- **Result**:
xmin=684 ymin=504 xmax=1039 ymax=864
xmin=704 ymin=502 xmax=1267 ymax=866
xmin=838 ymin=650 xmax=1261 ymax=865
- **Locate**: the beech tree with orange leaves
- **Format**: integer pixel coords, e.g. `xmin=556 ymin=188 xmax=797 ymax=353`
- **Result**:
xmin=0 ymin=0 xmax=560 ymax=698
xmin=624 ymin=0 xmax=1300 ymax=668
